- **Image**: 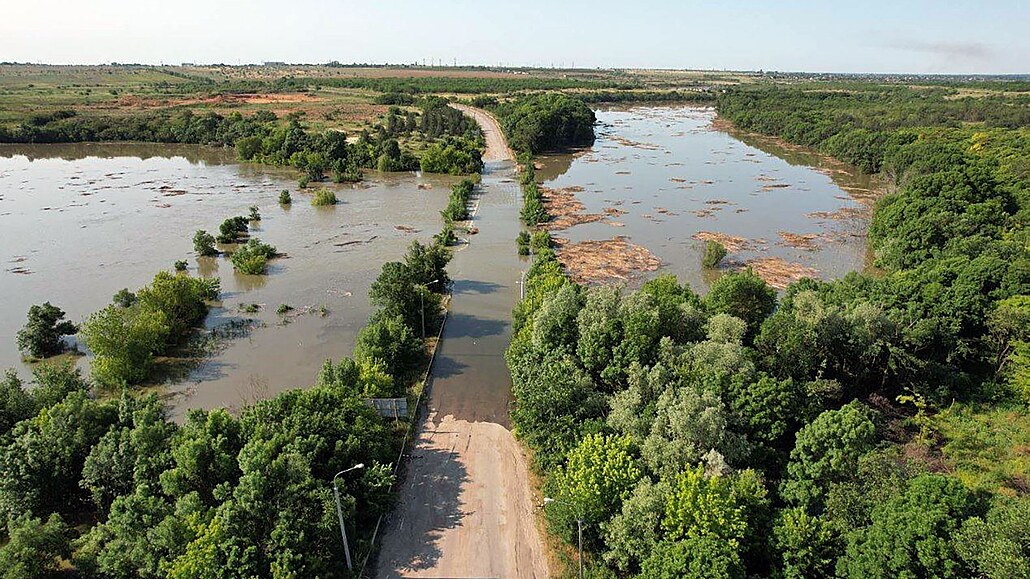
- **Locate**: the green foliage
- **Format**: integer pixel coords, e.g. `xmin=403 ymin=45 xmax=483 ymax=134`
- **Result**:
xmin=774 ymin=507 xmax=839 ymax=579
xmin=192 ymin=230 xmax=217 ymax=257
xmin=0 ymin=390 xmax=118 ymax=518
xmin=955 ymin=496 xmax=1030 ymax=579
xmin=440 ymin=177 xmax=476 ymax=222
xmin=702 ymin=240 xmax=728 ymax=268
xmin=516 ymin=230 xmax=531 ymax=255
xmin=81 ymin=304 xmax=169 ymax=385
xmin=278 ymin=189 xmax=291 ymax=205
xmin=781 ymin=401 xmax=877 ymax=512
xmin=247 ymin=205 xmax=260 ymax=221
xmin=420 ymin=140 xmax=483 ymax=175
xmin=310 ymin=187 xmax=338 ymax=206
xmin=354 ymin=313 xmax=425 ymax=381
xmin=112 ymin=288 xmax=137 ymax=308
xmin=215 ymin=216 xmax=249 ymax=244
xmin=173 ymin=259 xmax=188 ymax=272
xmin=0 ymin=513 xmax=71 ymax=579
xmin=15 ymin=302 xmax=77 ymax=359
xmin=639 ymin=537 xmax=744 ymax=579
xmin=549 ymin=433 xmax=641 ymax=540
xmin=494 ymin=93 xmax=596 ymax=154
xmin=229 ymin=238 xmax=277 ymax=275
xmin=838 ymin=474 xmax=978 ymax=578
xmin=705 ymin=269 xmax=777 ymax=341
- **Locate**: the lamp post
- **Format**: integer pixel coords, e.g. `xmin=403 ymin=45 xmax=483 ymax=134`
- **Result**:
xmin=419 ymin=279 xmax=440 ymax=340
xmin=332 ymin=463 xmax=365 ymax=571
xmin=544 ymin=497 xmax=584 ymax=579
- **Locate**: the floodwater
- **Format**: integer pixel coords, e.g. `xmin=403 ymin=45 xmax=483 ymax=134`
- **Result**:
xmin=536 ymin=106 xmax=878 ymax=291
xmin=0 ymin=143 xmax=455 ymax=416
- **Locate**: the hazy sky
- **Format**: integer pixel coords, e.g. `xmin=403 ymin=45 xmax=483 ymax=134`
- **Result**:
xmin=3 ymin=0 xmax=1027 ymax=74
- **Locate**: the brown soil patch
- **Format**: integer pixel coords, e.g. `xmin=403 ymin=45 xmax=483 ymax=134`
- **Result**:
xmin=541 ymin=187 xmax=604 ymax=231
xmin=761 ymin=183 xmax=791 ymax=191
xmin=603 ymin=207 xmax=627 ymax=216
xmin=395 ymin=225 xmax=421 ymax=234
xmin=735 ymin=257 xmax=818 ymax=289
xmin=554 ymin=236 xmax=662 ymax=284
xmin=693 ymin=231 xmax=754 ymax=252
xmin=778 ymin=232 xmax=822 ymax=251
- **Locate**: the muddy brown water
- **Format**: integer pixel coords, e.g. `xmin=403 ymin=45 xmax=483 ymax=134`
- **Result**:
xmin=535 ymin=106 xmax=878 ymax=291
xmin=0 ymin=143 xmax=457 ymax=417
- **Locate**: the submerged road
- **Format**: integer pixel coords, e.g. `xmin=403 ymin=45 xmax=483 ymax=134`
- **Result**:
xmin=373 ymin=108 xmax=549 ymax=578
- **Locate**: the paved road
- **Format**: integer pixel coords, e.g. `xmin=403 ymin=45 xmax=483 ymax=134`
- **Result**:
xmin=373 ymin=109 xmax=549 ymax=578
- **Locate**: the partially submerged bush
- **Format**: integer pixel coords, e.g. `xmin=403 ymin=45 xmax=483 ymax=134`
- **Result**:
xmin=278 ymin=190 xmax=292 ymax=205
xmin=311 ymin=188 xmax=338 ymax=207
xmin=174 ymin=260 xmax=188 ymax=272
xmin=702 ymin=240 xmax=728 ymax=269
xmin=230 ymin=239 xmax=278 ymax=275
xmin=216 ymin=216 xmax=250 ymax=244
xmin=192 ymin=230 xmax=218 ymax=256
xmin=516 ymin=231 xmax=531 ymax=255
xmin=16 ymin=303 xmax=78 ymax=359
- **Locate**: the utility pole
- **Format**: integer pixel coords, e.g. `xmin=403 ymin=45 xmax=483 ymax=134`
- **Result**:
xmin=545 ymin=497 xmax=584 ymax=579
xmin=332 ymin=464 xmax=365 ymax=571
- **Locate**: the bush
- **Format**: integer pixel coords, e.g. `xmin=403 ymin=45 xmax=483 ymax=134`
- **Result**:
xmin=173 ymin=260 xmax=188 ymax=272
xmin=15 ymin=302 xmax=78 ymax=359
xmin=248 ymin=205 xmax=261 ymax=221
xmin=702 ymin=240 xmax=728 ymax=269
xmin=278 ymin=190 xmax=292 ymax=205
xmin=192 ymin=230 xmax=218 ymax=256
xmin=517 ymin=231 xmax=531 ymax=255
xmin=230 ymin=239 xmax=278 ymax=275
xmin=354 ymin=313 xmax=425 ymax=380
xmin=215 ymin=216 xmax=249 ymax=244
xmin=298 ymin=175 xmax=310 ymax=189
xmin=311 ymin=187 xmax=338 ymax=207
xmin=435 ymin=224 xmax=458 ymax=247
xmin=80 ymin=304 xmax=169 ymax=385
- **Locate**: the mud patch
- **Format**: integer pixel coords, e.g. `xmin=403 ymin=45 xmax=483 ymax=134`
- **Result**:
xmin=733 ymin=257 xmax=818 ymax=289
xmin=541 ymin=186 xmax=604 ymax=231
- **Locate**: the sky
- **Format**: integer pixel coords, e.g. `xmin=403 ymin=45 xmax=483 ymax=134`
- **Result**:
xmin=2 ymin=0 xmax=1027 ymax=74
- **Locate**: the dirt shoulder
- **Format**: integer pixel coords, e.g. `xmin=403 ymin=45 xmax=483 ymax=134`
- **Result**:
xmin=450 ymin=104 xmax=515 ymax=162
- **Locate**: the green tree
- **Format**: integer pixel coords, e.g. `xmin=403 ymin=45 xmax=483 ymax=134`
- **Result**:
xmin=80 ymin=304 xmax=169 ymax=385
xmin=639 ymin=537 xmax=744 ymax=579
xmin=702 ymin=240 xmax=728 ymax=268
xmin=955 ymin=496 xmax=1030 ymax=579
xmin=192 ymin=230 xmax=217 ymax=257
xmin=15 ymin=302 xmax=77 ymax=359
xmin=774 ymin=507 xmax=839 ymax=579
xmin=704 ymin=269 xmax=776 ymax=340
xmin=549 ymin=433 xmax=641 ymax=544
xmin=838 ymin=474 xmax=977 ymax=579
xmin=781 ymin=401 xmax=876 ymax=512
xmin=602 ymin=478 xmax=672 ymax=573
xmin=354 ymin=313 xmax=425 ymax=380
xmin=0 ymin=513 xmax=71 ymax=579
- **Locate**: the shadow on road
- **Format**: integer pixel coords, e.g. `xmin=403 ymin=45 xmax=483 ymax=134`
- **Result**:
xmin=439 ymin=312 xmax=508 ymax=340
xmin=375 ymin=440 xmax=470 ymax=576
xmin=453 ymin=279 xmax=505 ymax=295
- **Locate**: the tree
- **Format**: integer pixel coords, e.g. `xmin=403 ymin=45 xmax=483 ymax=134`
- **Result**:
xmin=192 ymin=230 xmax=217 ymax=257
xmin=80 ymin=304 xmax=169 ymax=385
xmin=639 ymin=537 xmax=745 ymax=579
xmin=702 ymin=240 xmax=728 ymax=269
xmin=159 ymin=408 xmax=243 ymax=506
xmin=15 ymin=302 xmax=77 ymax=359
xmin=704 ymin=269 xmax=777 ymax=340
xmin=781 ymin=401 xmax=876 ymax=512
xmin=838 ymin=474 xmax=977 ymax=579
xmin=136 ymin=271 xmax=219 ymax=340
xmin=354 ymin=313 xmax=425 ymax=380
xmin=403 ymin=239 xmax=452 ymax=290
xmin=0 ymin=390 xmax=118 ymax=518
xmin=549 ymin=433 xmax=641 ymax=544
xmin=774 ymin=507 xmax=839 ymax=579
xmin=0 ymin=513 xmax=71 ymax=579
xmin=228 ymin=238 xmax=277 ymax=275
xmin=955 ymin=496 xmax=1030 ymax=579
xmin=602 ymin=478 xmax=672 ymax=573
xmin=0 ymin=371 xmax=35 ymax=435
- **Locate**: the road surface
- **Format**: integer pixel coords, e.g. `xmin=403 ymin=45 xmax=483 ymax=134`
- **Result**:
xmin=373 ymin=108 xmax=548 ymax=578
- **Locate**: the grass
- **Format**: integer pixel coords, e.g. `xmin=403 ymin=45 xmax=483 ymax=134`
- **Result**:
xmin=934 ymin=403 xmax=1030 ymax=496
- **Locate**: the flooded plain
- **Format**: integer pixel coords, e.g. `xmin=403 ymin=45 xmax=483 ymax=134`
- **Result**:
xmin=536 ymin=107 xmax=878 ymax=290
xmin=0 ymin=143 xmax=454 ymax=416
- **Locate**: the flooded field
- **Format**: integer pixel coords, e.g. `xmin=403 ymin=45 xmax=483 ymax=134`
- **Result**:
xmin=536 ymin=106 xmax=879 ymax=290
xmin=0 ymin=143 xmax=454 ymax=416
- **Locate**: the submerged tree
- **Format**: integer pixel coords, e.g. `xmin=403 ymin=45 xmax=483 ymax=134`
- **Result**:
xmin=16 ymin=302 xmax=78 ymax=359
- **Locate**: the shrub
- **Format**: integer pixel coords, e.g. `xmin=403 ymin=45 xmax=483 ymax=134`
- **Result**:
xmin=278 ymin=190 xmax=292 ymax=205
xmin=230 ymin=239 xmax=277 ymax=275
xmin=80 ymin=305 xmax=169 ymax=385
xmin=215 ymin=216 xmax=249 ymax=244
xmin=354 ymin=313 xmax=425 ymax=380
xmin=298 ymin=175 xmax=310 ymax=189
xmin=174 ymin=260 xmax=188 ymax=272
xmin=276 ymin=303 xmax=293 ymax=315
xmin=516 ymin=231 xmax=531 ymax=255
xmin=16 ymin=303 xmax=78 ymax=359
xmin=248 ymin=205 xmax=261 ymax=221
xmin=112 ymin=289 xmax=137 ymax=308
xmin=702 ymin=240 xmax=728 ymax=268
xmin=435 ymin=224 xmax=458 ymax=247
xmin=192 ymin=230 xmax=218 ymax=256
xmin=311 ymin=187 xmax=338 ymax=207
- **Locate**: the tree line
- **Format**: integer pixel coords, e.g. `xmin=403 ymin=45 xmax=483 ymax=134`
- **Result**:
xmin=506 ymin=84 xmax=1030 ymax=577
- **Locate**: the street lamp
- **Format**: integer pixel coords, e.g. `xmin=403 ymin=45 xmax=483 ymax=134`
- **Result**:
xmin=332 ymin=463 xmax=365 ymax=571
xmin=544 ymin=497 xmax=584 ymax=579
xmin=419 ymin=279 xmax=440 ymax=340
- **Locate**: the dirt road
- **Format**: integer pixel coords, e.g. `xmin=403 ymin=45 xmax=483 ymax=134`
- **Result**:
xmin=373 ymin=108 xmax=548 ymax=578
xmin=451 ymin=104 xmax=515 ymax=162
